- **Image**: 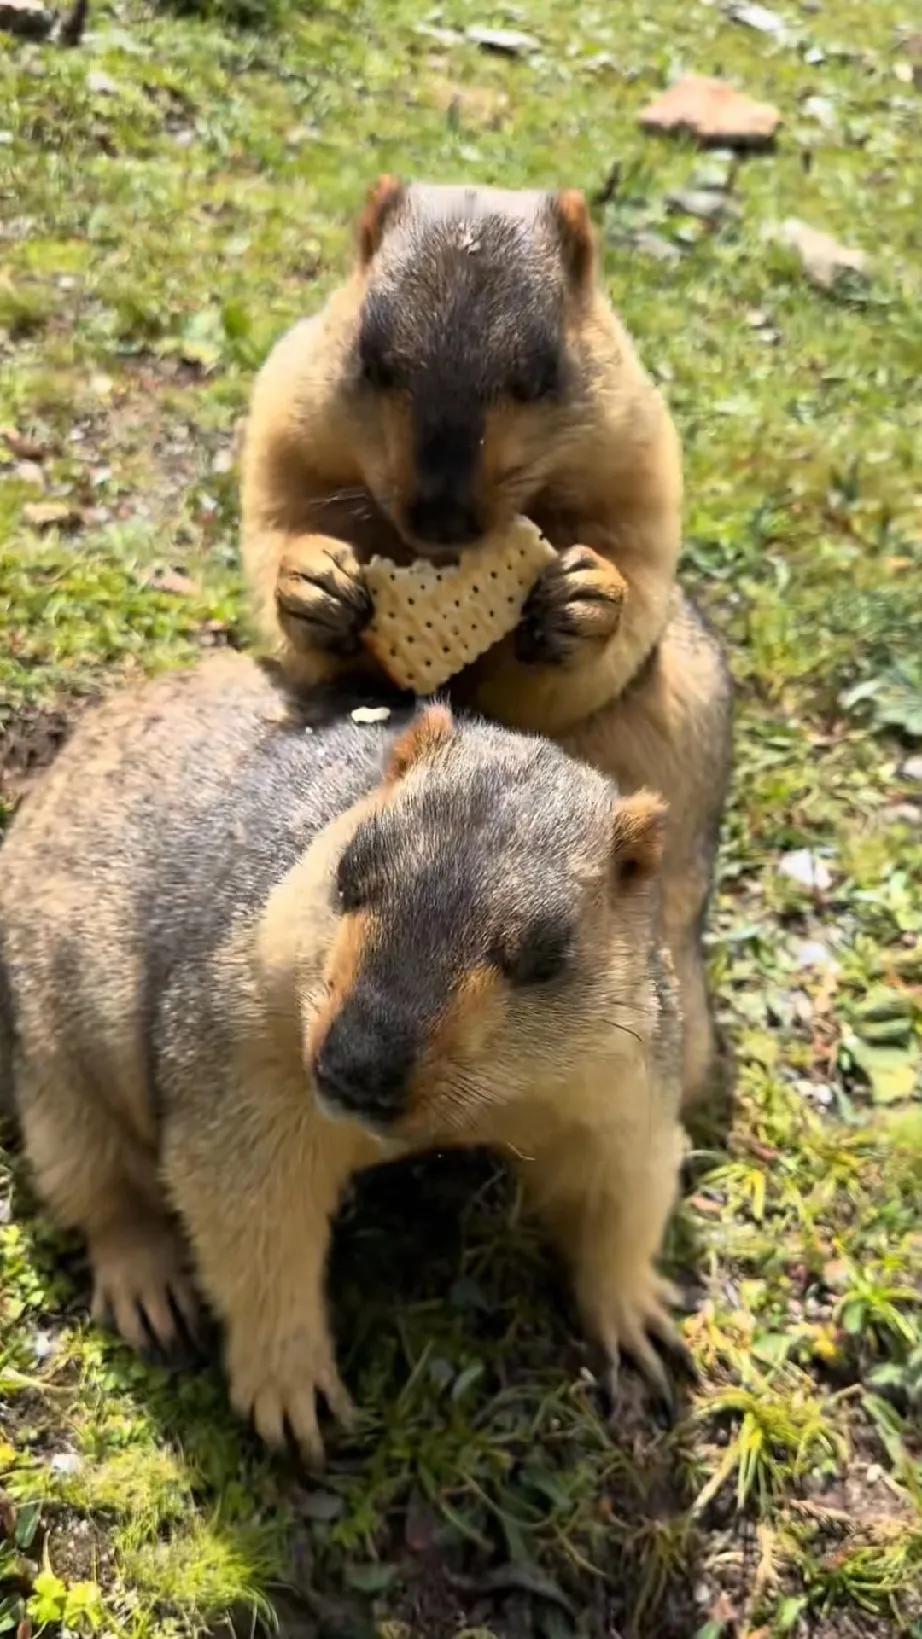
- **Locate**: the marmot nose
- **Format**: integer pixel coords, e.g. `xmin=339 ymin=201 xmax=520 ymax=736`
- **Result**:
xmin=407 ymin=495 xmax=482 ymax=547
xmin=313 ymin=989 xmax=417 ymax=1127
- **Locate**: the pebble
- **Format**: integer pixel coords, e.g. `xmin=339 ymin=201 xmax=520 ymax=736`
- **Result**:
xmin=774 ymin=218 xmax=870 ymax=291
xmin=32 ymin=1330 xmax=56 ymax=1362
xmin=802 ymin=95 xmax=837 ymax=128
xmin=794 ymin=938 xmax=838 ymax=970
xmin=778 ymin=849 xmax=832 ymax=891
xmin=51 ymin=1451 xmax=83 ymax=1476
xmin=727 ymin=3 xmax=791 ymax=42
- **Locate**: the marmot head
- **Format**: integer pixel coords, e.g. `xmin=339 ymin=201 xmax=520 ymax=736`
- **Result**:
xmin=341 ymin=178 xmax=599 ymax=557
xmin=306 ymin=705 xmax=666 ymax=1146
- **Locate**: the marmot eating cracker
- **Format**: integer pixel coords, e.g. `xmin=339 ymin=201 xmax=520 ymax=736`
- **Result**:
xmin=241 ymin=180 xmax=732 ymax=1109
xmin=0 ymin=655 xmax=688 ymax=1463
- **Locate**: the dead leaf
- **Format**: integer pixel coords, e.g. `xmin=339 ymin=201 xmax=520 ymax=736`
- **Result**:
xmin=22 ymin=501 xmax=84 ymax=531
xmin=822 ymin=1258 xmax=849 ymax=1290
xmin=775 ymin=218 xmax=870 ymax=291
xmin=639 ymin=75 xmax=782 ymax=149
xmin=427 ymin=77 xmax=509 ymax=128
xmin=2 ymin=427 xmax=47 ymax=461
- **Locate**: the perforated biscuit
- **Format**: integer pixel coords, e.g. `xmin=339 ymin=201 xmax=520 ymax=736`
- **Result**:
xmin=363 ymin=518 xmax=556 ymax=694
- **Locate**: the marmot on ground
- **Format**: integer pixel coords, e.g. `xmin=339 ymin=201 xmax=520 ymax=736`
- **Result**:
xmin=0 ymin=655 xmax=687 ymax=1462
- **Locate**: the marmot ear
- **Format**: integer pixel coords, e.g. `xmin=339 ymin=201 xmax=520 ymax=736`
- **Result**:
xmin=549 ymin=189 xmax=596 ymax=289
xmin=611 ymin=790 xmax=667 ymax=888
xmin=386 ymin=703 xmax=455 ymax=783
xmin=358 ymin=175 xmax=407 ymax=266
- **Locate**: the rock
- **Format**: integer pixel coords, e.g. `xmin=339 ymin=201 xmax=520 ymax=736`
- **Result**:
xmin=667 ymin=187 xmax=732 ymax=221
xmin=630 ymin=230 xmax=683 ymax=264
xmin=774 ymin=217 xmax=869 ymax=291
xmin=902 ymin=755 xmax=922 ymax=783
xmin=22 ymin=500 xmax=83 ymax=530
xmin=466 ymin=26 xmax=539 ymax=57
xmin=794 ymin=938 xmax=838 ymax=970
xmin=87 ymin=71 xmax=118 ymax=97
xmin=638 ymin=75 xmax=782 ymax=150
xmin=50 ymin=1451 xmax=83 ymax=1476
xmin=778 ymin=849 xmax=832 ymax=891
xmin=727 ymin=3 xmax=791 ymax=42
xmin=0 ymin=0 xmax=54 ymax=40
xmin=31 ymin=1330 xmax=56 ymax=1362
xmin=802 ymin=94 xmax=837 ymax=128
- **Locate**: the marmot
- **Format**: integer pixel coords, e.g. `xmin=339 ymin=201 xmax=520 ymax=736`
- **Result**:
xmin=240 ymin=180 xmax=732 ymax=1109
xmin=0 ymin=655 xmax=686 ymax=1463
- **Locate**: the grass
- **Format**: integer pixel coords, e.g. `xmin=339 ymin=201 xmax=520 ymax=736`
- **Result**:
xmin=1 ymin=0 xmax=921 ymax=1634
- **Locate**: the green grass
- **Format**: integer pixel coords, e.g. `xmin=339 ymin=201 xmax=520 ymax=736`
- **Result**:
xmin=1 ymin=0 xmax=921 ymax=1634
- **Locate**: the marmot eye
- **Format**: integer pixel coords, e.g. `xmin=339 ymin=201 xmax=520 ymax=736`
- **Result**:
xmin=509 ymin=359 xmax=560 ymax=404
xmin=498 ymin=920 xmax=573 ymax=986
xmin=360 ymin=354 xmax=397 ymax=391
xmin=335 ymin=857 xmax=366 ymax=912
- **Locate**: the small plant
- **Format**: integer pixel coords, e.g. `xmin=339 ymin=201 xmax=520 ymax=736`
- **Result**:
xmin=694 ymin=1378 xmax=844 ymax=1514
xmin=835 ymin=1263 xmax=919 ymax=1352
xmin=803 ymin=1528 xmax=922 ymax=1620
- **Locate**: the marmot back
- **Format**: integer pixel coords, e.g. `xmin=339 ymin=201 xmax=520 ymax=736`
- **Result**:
xmin=1 ymin=655 xmax=687 ymax=1462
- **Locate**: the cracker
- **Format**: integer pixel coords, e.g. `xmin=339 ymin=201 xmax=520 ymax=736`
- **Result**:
xmin=363 ymin=517 xmax=556 ymax=694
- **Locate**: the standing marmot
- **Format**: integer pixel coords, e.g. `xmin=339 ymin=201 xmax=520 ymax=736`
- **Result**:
xmin=240 ymin=180 xmax=732 ymax=1109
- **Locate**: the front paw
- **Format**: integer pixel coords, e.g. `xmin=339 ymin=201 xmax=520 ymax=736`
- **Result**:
xmin=585 ymin=1269 xmax=694 ymax=1416
xmin=276 ymin=538 xmax=372 ymax=658
xmin=516 ymin=545 xmax=626 ymax=666
xmin=227 ymin=1317 xmax=355 ymax=1466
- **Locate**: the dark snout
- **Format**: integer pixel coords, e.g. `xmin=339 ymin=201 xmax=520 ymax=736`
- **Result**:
xmin=407 ymin=420 xmax=484 ymax=548
xmin=313 ymin=983 xmax=418 ymax=1129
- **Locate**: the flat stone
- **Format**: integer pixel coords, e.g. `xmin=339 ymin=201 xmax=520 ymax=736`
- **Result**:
xmin=466 ymin=26 xmax=539 ymax=56
xmin=775 ymin=217 xmax=869 ymax=291
xmin=639 ymin=74 xmax=782 ymax=149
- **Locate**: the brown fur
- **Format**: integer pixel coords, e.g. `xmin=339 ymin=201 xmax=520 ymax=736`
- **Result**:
xmin=0 ymin=659 xmax=688 ymax=1461
xmin=239 ymin=181 xmax=731 ymax=1108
